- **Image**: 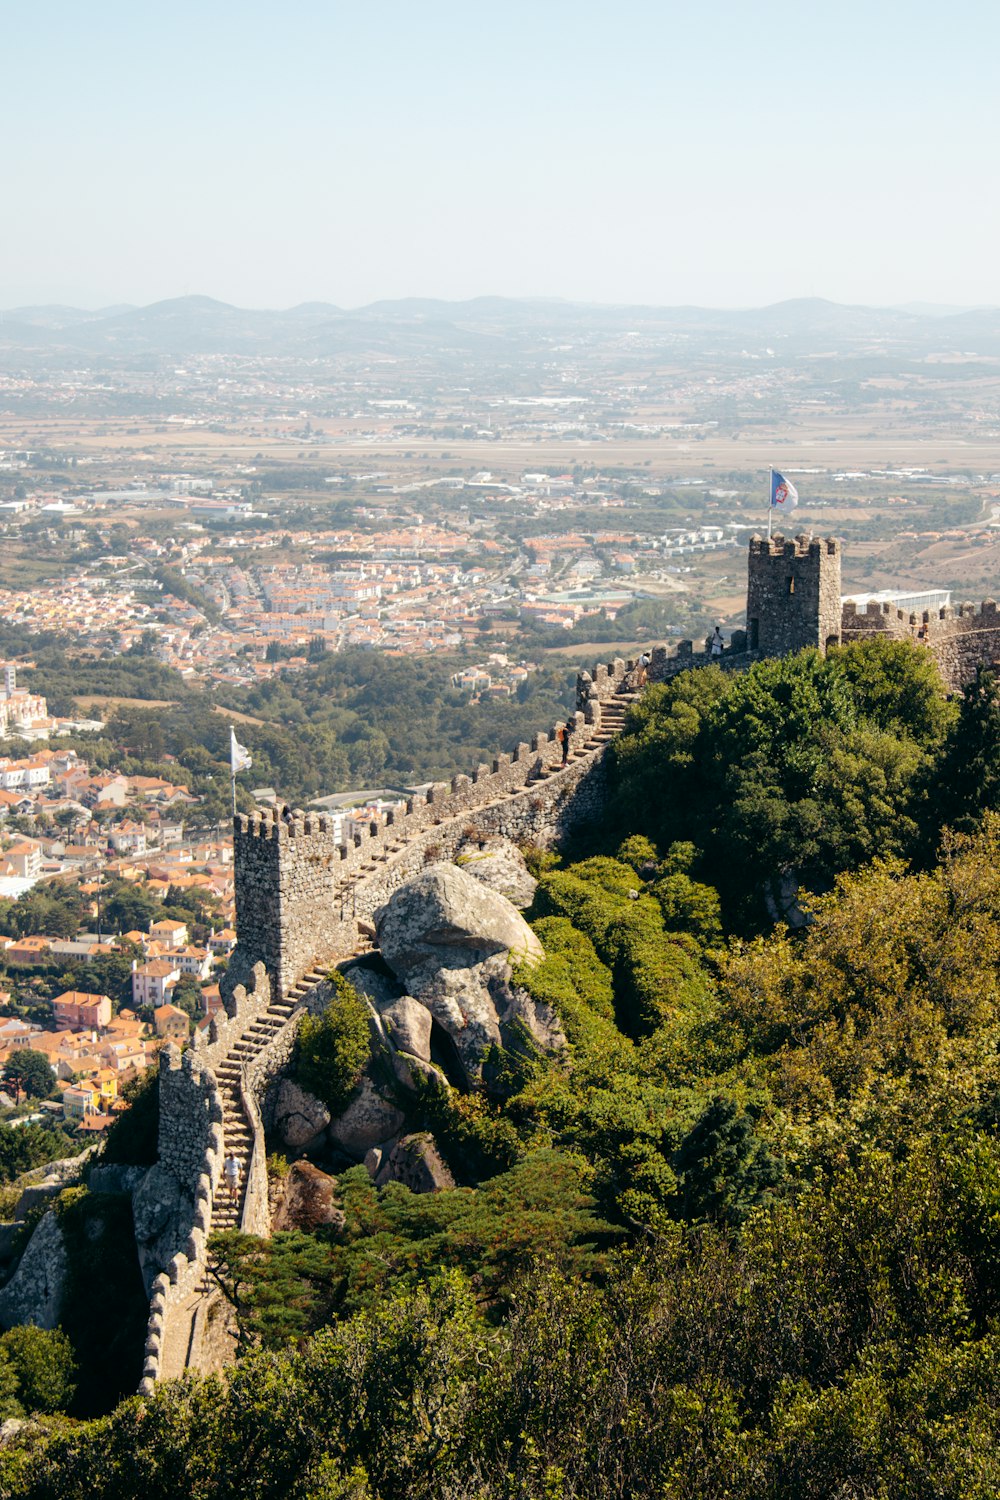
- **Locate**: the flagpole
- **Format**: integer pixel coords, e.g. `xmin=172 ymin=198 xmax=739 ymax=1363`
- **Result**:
xmin=230 ymin=725 xmax=237 ymax=818
xmin=767 ymin=466 xmax=773 ymax=539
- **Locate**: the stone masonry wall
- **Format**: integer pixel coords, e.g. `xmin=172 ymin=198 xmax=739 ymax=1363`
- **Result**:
xmin=139 ymin=1047 xmax=225 ymax=1395
xmin=842 ymin=597 xmax=1000 ymax=693
xmin=746 ymin=534 xmax=842 ymax=657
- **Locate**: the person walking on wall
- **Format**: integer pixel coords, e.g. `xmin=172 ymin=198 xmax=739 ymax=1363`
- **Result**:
xmin=224 ymin=1151 xmax=241 ymax=1204
xmin=711 ymin=627 xmax=724 ymax=658
xmin=638 ymin=651 xmax=650 ymax=687
xmin=559 ymin=724 xmax=570 ymax=765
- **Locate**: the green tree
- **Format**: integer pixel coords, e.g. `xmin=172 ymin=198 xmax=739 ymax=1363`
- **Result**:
xmin=296 ymin=974 xmax=371 ymax=1115
xmin=0 ymin=1327 xmax=76 ymax=1415
xmin=671 ymin=1095 xmax=783 ymax=1226
xmin=3 ymin=1049 xmax=55 ymax=1103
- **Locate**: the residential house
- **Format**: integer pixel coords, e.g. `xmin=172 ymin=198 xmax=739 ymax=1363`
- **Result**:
xmin=5 ymin=935 xmax=51 ymax=965
xmin=174 ymin=944 xmax=211 ymax=980
xmin=131 ymin=959 xmax=180 ymax=1008
xmin=108 ymin=821 xmax=147 ymax=855
xmin=148 ymin=918 xmax=188 ymax=950
xmin=1 ymin=842 xmax=42 ymax=881
xmin=208 ymin=928 xmax=236 ymax=957
xmin=153 ymin=1003 xmax=189 ymax=1041
xmin=0 ymin=1017 xmax=40 ymax=1050
xmin=63 ymin=1083 xmax=101 ymax=1121
xmin=51 ymin=991 xmax=113 ymax=1032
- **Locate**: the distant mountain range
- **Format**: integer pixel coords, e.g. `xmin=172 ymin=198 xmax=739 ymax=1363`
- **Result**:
xmin=2 ymin=294 xmax=1000 ymax=361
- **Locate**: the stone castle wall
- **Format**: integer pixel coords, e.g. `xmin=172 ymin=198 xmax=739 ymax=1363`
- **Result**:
xmin=227 ymin=697 xmax=610 ymax=1005
xmin=842 ymin=597 xmax=1000 ymax=692
xmin=139 ymin=1046 xmax=225 ymax=1395
xmin=747 ymin=535 xmax=842 ymax=656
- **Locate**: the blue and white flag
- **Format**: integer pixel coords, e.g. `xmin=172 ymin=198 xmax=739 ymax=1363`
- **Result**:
xmin=770 ymin=470 xmax=798 ymax=512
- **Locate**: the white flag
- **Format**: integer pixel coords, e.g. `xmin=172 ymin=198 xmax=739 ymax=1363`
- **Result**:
xmin=230 ymin=727 xmax=252 ymax=775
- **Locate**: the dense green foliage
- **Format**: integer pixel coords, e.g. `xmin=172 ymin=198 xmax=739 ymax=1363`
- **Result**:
xmin=2 ymin=1051 xmax=56 ymax=1103
xmin=0 ymin=1121 xmax=74 ymax=1185
xmin=21 ymin=638 xmax=576 ymax=809
xmin=0 ymin=1327 xmax=76 ymax=1419
xmin=609 ymin=638 xmax=953 ymax=928
xmin=10 ymin=638 xmax=1000 ymax=1495
xmin=296 ymin=975 xmax=372 ymax=1115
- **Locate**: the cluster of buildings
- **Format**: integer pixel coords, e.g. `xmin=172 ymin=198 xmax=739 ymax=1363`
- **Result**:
xmin=0 ymin=737 xmax=215 ymax=898
xmin=0 ymin=906 xmax=239 ymax=1129
xmin=0 ymin=996 xmax=155 ymax=1133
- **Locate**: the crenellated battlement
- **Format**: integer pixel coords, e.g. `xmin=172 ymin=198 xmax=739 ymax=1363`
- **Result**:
xmin=841 ymin=593 xmax=1000 ymax=690
xmin=749 ymin=533 xmax=840 ymax=560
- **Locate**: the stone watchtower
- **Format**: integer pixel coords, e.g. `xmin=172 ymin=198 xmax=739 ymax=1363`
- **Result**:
xmin=746 ymin=534 xmax=842 ymax=657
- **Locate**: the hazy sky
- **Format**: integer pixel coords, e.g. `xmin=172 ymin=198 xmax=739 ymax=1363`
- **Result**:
xmin=4 ymin=0 xmax=998 ymax=310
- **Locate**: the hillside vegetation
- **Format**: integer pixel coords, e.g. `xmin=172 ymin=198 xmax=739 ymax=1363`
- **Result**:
xmin=6 ymin=640 xmax=1000 ymax=1498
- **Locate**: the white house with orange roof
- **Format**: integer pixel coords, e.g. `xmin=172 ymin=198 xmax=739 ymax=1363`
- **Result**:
xmin=148 ymin=918 xmax=188 ymax=950
xmin=131 ymin=958 xmax=181 ymax=1008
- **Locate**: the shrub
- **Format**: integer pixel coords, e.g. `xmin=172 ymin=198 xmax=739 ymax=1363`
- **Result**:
xmin=297 ymin=973 xmax=372 ymax=1115
xmin=0 ymin=1326 xmax=76 ymax=1415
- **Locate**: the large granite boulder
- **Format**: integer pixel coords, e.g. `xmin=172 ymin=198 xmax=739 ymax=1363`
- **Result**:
xmin=273 ymin=1078 xmax=332 ymax=1151
xmin=380 ymin=996 xmax=433 ymax=1062
xmin=456 ymin=837 xmax=538 ymax=910
xmin=0 ymin=1212 xmax=67 ymax=1331
xmin=340 ymin=958 xmax=405 ymax=1012
xmin=327 ymin=1075 xmax=406 ymax=1160
xmin=271 ymin=1162 xmax=345 ymax=1233
xmin=374 ymin=865 xmax=542 ymax=982
xmin=375 ymin=1133 xmax=455 ymax=1194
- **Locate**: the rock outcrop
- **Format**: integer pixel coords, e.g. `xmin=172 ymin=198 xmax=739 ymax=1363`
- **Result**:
xmin=375 ymin=864 xmax=543 ymax=980
xmin=456 ymin=836 xmax=538 ymax=910
xmin=375 ymin=1133 xmax=455 ymax=1193
xmin=271 ymin=1161 xmax=345 ymax=1233
xmin=273 ymin=1078 xmax=332 ymax=1151
xmin=372 ymin=864 xmax=548 ymax=1086
xmin=327 ymin=1075 xmax=406 ymax=1160
xmin=0 ymin=1212 xmax=67 ymax=1331
xmin=132 ymin=1164 xmax=195 ymax=1294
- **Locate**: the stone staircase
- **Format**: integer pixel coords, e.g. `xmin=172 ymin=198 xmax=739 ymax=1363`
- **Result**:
xmin=210 ymin=969 xmax=326 ymax=1231
xmin=529 ymin=691 xmax=634 ymax=779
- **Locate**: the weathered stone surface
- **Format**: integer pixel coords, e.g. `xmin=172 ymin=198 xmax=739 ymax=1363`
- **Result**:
xmin=381 ymin=996 xmax=433 ymax=1061
xmin=13 ymin=1180 xmax=65 ymax=1219
xmin=132 ymin=1164 xmax=193 ymax=1294
xmin=390 ymin=1050 xmax=448 ymax=1094
xmin=456 ymin=837 xmax=538 ymax=909
xmin=341 ymin=959 xmax=405 ymax=1012
xmin=374 ymin=864 xmax=543 ymax=982
xmin=87 ymin=1164 xmax=148 ymax=1196
xmin=0 ymin=1212 xmax=67 ymax=1331
xmin=327 ymin=1075 xmax=406 ymax=1160
xmin=375 ymin=1133 xmax=455 ymax=1194
xmin=746 ymin=535 xmax=842 ymax=657
xmin=499 ymin=984 xmax=567 ymax=1056
xmin=273 ymin=1078 xmax=332 ymax=1151
xmin=271 ymin=1161 xmax=345 ymax=1233
xmin=400 ymin=960 xmax=505 ymax=1086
